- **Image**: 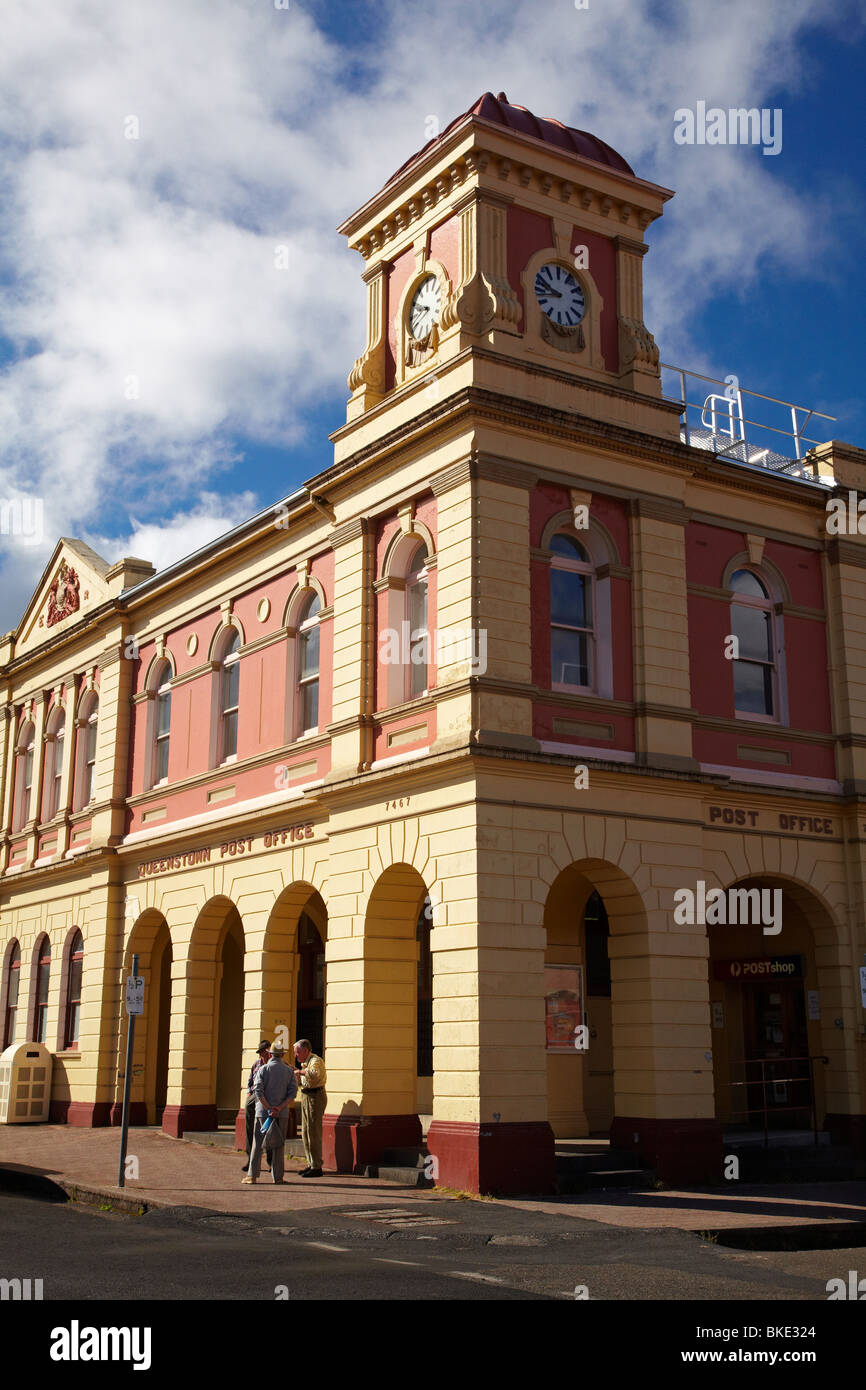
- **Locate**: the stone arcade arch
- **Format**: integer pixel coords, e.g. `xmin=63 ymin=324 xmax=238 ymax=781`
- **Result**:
xmin=324 ymin=862 xmax=430 ymax=1173
xmin=708 ymin=873 xmax=850 ymax=1142
xmin=116 ymin=910 xmax=173 ymax=1126
xmin=161 ymin=895 xmax=245 ymax=1137
xmin=542 ymin=859 xmax=646 ymax=1141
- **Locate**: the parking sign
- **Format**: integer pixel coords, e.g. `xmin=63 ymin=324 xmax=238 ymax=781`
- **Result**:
xmin=125 ymin=976 xmax=145 ymax=1015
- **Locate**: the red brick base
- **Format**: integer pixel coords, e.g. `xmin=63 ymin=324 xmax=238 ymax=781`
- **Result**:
xmin=426 ymin=1119 xmax=556 ymax=1196
xmin=234 ymin=1107 xmax=246 ymax=1150
xmin=609 ymin=1116 xmax=723 ymax=1185
xmin=161 ymin=1104 xmax=217 ymax=1138
xmin=48 ymin=1101 xmax=112 ymax=1127
xmin=323 ymin=1112 xmax=423 ymax=1173
xmin=108 ymin=1102 xmax=148 ymax=1127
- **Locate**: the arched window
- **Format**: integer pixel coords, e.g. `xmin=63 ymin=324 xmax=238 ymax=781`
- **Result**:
xmin=13 ymin=722 xmax=36 ymax=831
xmin=218 ymin=629 xmax=241 ymax=762
xmin=150 ymin=660 xmax=172 ymax=785
xmin=64 ymin=931 xmax=84 ymax=1049
xmin=406 ymin=543 xmax=429 ymax=700
xmin=730 ymin=569 xmax=776 ymax=718
xmin=3 ymin=942 xmax=21 ymax=1048
xmin=74 ymin=692 xmax=99 ymax=810
xmin=296 ymin=593 xmax=321 ymax=736
xmin=34 ymin=938 xmax=51 ymax=1044
xmin=43 ymin=707 xmax=66 ymax=821
xmin=550 ymin=534 xmax=594 ymax=689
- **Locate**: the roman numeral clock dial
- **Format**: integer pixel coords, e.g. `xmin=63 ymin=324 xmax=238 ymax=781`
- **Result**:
xmin=534 ymin=263 xmax=586 ymax=327
xmin=409 ymin=275 xmax=442 ymax=340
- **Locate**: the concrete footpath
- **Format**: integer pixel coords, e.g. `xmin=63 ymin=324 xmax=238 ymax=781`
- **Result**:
xmin=1 ymin=1125 xmax=866 ymax=1233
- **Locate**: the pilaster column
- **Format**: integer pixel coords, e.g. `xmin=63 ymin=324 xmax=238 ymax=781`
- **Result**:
xmin=629 ymin=497 xmax=697 ymax=772
xmin=426 ymin=831 xmax=555 ymax=1195
xmin=24 ymin=693 xmax=49 ymax=865
xmin=0 ymin=706 xmax=16 ymax=872
xmin=615 ymin=233 xmax=660 ymax=396
xmin=55 ymin=675 xmax=79 ymax=858
xmin=346 ymin=261 xmax=387 ymax=420
xmin=326 ymin=517 xmax=374 ymax=779
xmin=89 ymin=636 xmax=135 ymax=847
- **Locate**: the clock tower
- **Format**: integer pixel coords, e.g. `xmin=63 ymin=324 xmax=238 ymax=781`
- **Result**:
xmin=336 ymin=90 xmax=675 ymax=436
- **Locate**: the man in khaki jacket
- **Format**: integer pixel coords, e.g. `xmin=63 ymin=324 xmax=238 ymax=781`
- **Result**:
xmin=293 ymin=1038 xmax=327 ymax=1177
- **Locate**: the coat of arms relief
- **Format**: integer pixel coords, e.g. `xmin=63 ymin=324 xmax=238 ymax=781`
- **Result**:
xmin=46 ymin=560 xmax=81 ymax=628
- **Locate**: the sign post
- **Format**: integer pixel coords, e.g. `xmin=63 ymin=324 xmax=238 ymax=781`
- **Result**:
xmin=118 ymin=955 xmax=143 ymax=1189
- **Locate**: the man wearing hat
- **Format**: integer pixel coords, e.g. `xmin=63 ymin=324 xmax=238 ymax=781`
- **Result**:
xmin=242 ymin=1042 xmax=297 ymax=1185
xmin=241 ymin=1040 xmax=270 ymax=1173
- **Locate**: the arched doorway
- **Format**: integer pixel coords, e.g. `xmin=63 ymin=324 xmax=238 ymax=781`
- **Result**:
xmin=708 ymin=876 xmax=839 ymax=1138
xmin=215 ymin=911 xmax=245 ymax=1124
xmin=296 ymin=909 xmax=326 ymax=1056
xmin=329 ymin=862 xmax=430 ymax=1168
xmin=119 ymin=911 xmax=174 ymax=1126
xmin=162 ymin=895 xmax=246 ymax=1136
xmin=543 ymin=866 xmax=615 ymax=1137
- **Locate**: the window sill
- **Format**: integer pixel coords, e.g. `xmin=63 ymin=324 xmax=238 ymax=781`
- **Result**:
xmin=54 ymin=1049 xmax=81 ymax=1060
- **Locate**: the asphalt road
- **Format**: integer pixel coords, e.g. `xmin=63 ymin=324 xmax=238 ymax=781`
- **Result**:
xmin=0 ymin=1187 xmax=859 ymax=1303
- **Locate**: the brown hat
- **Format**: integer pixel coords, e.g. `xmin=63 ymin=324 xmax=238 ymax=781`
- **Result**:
xmin=270 ymin=1042 xmax=285 ymax=1057
xmin=257 ymin=1040 xmax=270 ymax=1054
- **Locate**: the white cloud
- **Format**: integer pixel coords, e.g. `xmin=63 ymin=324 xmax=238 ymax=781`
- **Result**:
xmin=0 ymin=0 xmax=860 ymax=629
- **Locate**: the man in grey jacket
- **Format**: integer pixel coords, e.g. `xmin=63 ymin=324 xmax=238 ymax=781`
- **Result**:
xmin=242 ymin=1042 xmax=298 ymax=1185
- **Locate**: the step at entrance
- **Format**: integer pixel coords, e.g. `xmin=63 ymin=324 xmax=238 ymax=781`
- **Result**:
xmin=554 ymin=1143 xmax=656 ymax=1194
xmin=363 ymin=1143 xmax=433 ymax=1188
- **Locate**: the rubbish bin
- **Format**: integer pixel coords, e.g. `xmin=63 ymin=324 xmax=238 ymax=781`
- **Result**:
xmin=0 ymin=1041 xmax=53 ymax=1123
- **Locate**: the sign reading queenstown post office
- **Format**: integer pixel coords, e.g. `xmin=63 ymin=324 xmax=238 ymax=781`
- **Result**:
xmin=137 ymin=822 xmax=315 ymax=877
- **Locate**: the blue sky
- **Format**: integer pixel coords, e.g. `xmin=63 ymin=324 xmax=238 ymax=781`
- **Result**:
xmin=0 ymin=0 xmax=863 ymax=630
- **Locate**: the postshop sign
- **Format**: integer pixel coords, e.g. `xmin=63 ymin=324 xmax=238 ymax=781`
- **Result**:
xmin=713 ymin=955 xmax=803 ymax=982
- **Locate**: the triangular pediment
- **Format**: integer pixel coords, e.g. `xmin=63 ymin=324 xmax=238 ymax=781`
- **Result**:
xmin=14 ymin=538 xmax=113 ymax=658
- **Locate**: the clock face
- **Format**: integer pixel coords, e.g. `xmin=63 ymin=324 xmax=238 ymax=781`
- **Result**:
xmin=534 ymin=263 xmax=586 ymax=327
xmin=409 ymin=275 xmax=442 ymax=340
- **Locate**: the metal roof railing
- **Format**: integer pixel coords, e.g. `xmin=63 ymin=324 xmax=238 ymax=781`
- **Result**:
xmin=661 ymin=363 xmax=837 ymax=484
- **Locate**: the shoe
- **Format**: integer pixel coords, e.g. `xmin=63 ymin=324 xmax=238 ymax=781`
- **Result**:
xmin=241 ymin=1163 xmax=249 ymax=1172
xmin=298 ymin=1167 xmax=312 ymax=1176
xmin=300 ymin=1168 xmax=323 ymax=1178
xmin=242 ymin=1176 xmax=256 ymax=1184
xmin=273 ymin=1178 xmax=286 ymax=1185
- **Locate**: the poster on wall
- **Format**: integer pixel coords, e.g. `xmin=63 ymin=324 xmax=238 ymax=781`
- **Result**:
xmin=545 ymin=963 xmax=584 ymax=1052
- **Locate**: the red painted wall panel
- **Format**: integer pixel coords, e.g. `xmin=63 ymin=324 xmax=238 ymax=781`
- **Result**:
xmin=506 ymin=205 xmax=553 ymax=328
xmin=569 ymin=225 xmax=618 ymax=373
xmin=429 ymin=215 xmax=459 ymax=285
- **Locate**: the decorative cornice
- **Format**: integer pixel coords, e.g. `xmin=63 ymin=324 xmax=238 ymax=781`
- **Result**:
xmin=827 ymin=539 xmax=866 ymax=569
xmin=348 ymin=141 xmax=653 ymax=264
xmin=329 ymin=517 xmax=368 ymax=548
xmin=470 ymin=452 xmax=533 ymax=490
xmin=630 ymin=497 xmax=689 ymax=526
xmin=430 ymin=460 xmax=473 ymax=496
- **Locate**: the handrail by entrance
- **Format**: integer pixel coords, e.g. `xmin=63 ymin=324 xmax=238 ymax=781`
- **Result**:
xmin=724 ymin=1054 xmax=829 ymax=1148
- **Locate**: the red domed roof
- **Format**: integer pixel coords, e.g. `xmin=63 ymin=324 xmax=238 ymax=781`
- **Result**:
xmin=386 ymin=91 xmax=634 ymax=187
